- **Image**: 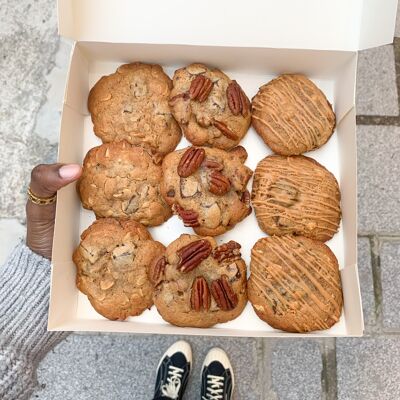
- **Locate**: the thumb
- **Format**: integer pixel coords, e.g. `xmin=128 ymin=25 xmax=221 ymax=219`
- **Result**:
xmin=30 ymin=163 xmax=82 ymax=198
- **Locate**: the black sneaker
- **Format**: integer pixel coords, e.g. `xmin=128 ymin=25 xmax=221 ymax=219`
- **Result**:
xmin=153 ymin=340 xmax=192 ymax=400
xmin=200 ymin=348 xmax=234 ymax=400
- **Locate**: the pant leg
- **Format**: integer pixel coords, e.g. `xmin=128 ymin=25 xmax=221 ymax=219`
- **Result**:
xmin=153 ymin=396 xmax=170 ymax=400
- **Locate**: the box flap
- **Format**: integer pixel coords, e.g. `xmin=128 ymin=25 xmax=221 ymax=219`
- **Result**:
xmin=58 ymin=0 xmax=397 ymax=51
xmin=358 ymin=0 xmax=398 ymax=50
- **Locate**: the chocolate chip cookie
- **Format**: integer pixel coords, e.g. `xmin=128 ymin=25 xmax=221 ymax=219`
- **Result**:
xmin=169 ymin=63 xmax=251 ymax=150
xmin=88 ymin=62 xmax=181 ymax=163
xmin=160 ymin=146 xmax=253 ymax=236
xmin=251 ymin=155 xmax=341 ymax=242
xmin=252 ymin=74 xmax=336 ymax=155
xmin=248 ymin=235 xmax=343 ymax=333
xmin=73 ymin=218 xmax=165 ymax=321
xmin=77 ymin=141 xmax=171 ymax=226
xmin=150 ymin=234 xmax=247 ymax=328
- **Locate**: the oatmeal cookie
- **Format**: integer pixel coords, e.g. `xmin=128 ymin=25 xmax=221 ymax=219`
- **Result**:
xmin=77 ymin=141 xmax=171 ymax=226
xmin=73 ymin=218 xmax=165 ymax=320
xmin=88 ymin=62 xmax=181 ymax=163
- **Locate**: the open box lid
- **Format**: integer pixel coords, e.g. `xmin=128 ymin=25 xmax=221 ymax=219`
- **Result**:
xmin=58 ymin=0 xmax=397 ymax=51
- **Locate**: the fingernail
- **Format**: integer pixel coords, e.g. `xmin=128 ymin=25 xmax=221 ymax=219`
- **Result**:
xmin=59 ymin=164 xmax=81 ymax=180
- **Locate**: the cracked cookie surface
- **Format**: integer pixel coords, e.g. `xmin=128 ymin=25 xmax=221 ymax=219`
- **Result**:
xmin=169 ymin=63 xmax=251 ymax=150
xmin=73 ymin=218 xmax=165 ymax=320
xmin=88 ymin=62 xmax=181 ymax=163
xmin=77 ymin=141 xmax=171 ymax=226
xmin=248 ymin=235 xmax=343 ymax=332
xmin=160 ymin=146 xmax=253 ymax=236
xmin=150 ymin=234 xmax=247 ymax=328
xmin=252 ymin=74 xmax=336 ymax=155
xmin=251 ymin=155 xmax=341 ymax=242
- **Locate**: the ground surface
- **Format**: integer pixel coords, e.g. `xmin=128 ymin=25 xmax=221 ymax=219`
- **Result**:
xmin=1 ymin=1 xmax=400 ymax=399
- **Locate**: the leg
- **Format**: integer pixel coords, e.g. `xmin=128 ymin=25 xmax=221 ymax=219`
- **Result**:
xmin=152 ymin=340 xmax=192 ymax=400
xmin=200 ymin=348 xmax=234 ymax=400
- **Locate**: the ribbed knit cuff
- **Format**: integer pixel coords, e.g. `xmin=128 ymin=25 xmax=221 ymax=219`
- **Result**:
xmin=0 ymin=345 xmax=36 ymax=400
xmin=0 ymin=242 xmax=67 ymax=363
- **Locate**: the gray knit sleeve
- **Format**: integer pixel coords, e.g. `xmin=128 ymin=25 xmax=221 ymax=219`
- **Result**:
xmin=0 ymin=242 xmax=68 ymax=400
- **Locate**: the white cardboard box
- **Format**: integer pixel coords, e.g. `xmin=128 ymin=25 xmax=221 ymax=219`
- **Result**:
xmin=49 ymin=0 xmax=398 ymax=337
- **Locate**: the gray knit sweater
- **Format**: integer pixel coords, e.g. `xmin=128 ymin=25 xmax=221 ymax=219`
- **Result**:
xmin=0 ymin=242 xmax=67 ymax=400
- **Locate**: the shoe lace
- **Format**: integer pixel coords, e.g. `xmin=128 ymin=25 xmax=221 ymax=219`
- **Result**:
xmin=161 ymin=365 xmax=184 ymax=399
xmin=202 ymin=374 xmax=225 ymax=400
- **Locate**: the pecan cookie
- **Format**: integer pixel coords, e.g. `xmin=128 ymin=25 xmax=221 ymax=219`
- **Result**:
xmin=251 ymin=155 xmax=341 ymax=242
xmin=160 ymin=146 xmax=253 ymax=236
xmin=88 ymin=63 xmax=181 ymax=163
xmin=248 ymin=235 xmax=343 ymax=332
xmin=77 ymin=141 xmax=171 ymax=226
xmin=169 ymin=63 xmax=251 ymax=150
xmin=252 ymin=74 xmax=336 ymax=155
xmin=73 ymin=218 xmax=165 ymax=321
xmin=150 ymin=234 xmax=247 ymax=328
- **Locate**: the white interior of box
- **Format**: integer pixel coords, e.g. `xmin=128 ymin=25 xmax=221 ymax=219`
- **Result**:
xmin=49 ymin=41 xmax=363 ymax=337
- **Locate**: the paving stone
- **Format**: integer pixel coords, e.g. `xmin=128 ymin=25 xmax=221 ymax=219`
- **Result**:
xmin=357 ymin=125 xmax=400 ymax=234
xmin=380 ymin=241 xmax=400 ymax=329
xmin=356 ymin=45 xmax=398 ymax=116
xmin=337 ymin=338 xmax=400 ymax=400
xmin=0 ymin=0 xmax=60 ymax=222
xmin=0 ymin=218 xmax=25 ymax=265
xmin=34 ymin=38 xmax=72 ymax=145
xmin=32 ymin=334 xmax=261 ymax=400
xmin=271 ymin=340 xmax=322 ymax=400
xmin=357 ymin=238 xmax=376 ymax=328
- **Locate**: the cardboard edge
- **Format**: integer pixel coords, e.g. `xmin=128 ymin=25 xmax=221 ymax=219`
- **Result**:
xmin=62 ymin=41 xmax=77 ymax=104
xmin=47 ymin=319 xmax=363 ymax=337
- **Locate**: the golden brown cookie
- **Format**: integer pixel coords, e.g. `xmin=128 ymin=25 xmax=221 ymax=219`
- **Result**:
xmin=88 ymin=62 xmax=181 ymax=163
xmin=169 ymin=63 xmax=251 ymax=150
xmin=77 ymin=141 xmax=171 ymax=226
xmin=252 ymin=74 xmax=336 ymax=155
xmin=248 ymin=235 xmax=343 ymax=333
xmin=251 ymin=155 xmax=341 ymax=242
xmin=160 ymin=146 xmax=253 ymax=236
xmin=73 ymin=218 xmax=165 ymax=321
xmin=150 ymin=234 xmax=247 ymax=328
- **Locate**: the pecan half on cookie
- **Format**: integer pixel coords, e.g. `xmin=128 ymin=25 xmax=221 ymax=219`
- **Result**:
xmin=169 ymin=63 xmax=251 ymax=150
xmin=161 ymin=146 xmax=253 ymax=236
xmin=152 ymin=234 xmax=248 ymax=328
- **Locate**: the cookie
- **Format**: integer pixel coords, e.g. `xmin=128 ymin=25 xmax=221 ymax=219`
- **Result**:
xmin=251 ymin=155 xmax=341 ymax=242
xmin=88 ymin=62 xmax=181 ymax=163
xmin=252 ymin=74 xmax=336 ymax=155
xmin=169 ymin=63 xmax=251 ymax=150
xmin=77 ymin=141 xmax=171 ymax=226
xmin=150 ymin=234 xmax=247 ymax=328
xmin=248 ymin=235 xmax=343 ymax=333
xmin=160 ymin=145 xmax=253 ymax=236
xmin=73 ymin=218 xmax=165 ymax=321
